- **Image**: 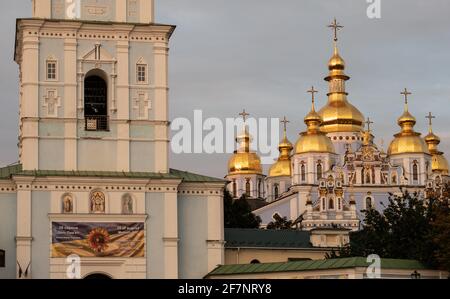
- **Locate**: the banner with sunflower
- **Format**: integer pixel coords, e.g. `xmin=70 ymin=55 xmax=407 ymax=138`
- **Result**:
xmin=51 ymin=222 xmax=145 ymax=258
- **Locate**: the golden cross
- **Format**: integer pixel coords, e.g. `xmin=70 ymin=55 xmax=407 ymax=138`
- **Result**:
xmin=328 ymin=18 xmax=343 ymax=42
xmin=426 ymin=112 xmax=435 ymax=127
xmin=365 ymin=117 xmax=374 ymax=132
xmin=281 ymin=116 xmax=290 ymax=132
xmin=426 ymin=112 xmax=435 ymax=132
xmin=307 ymin=86 xmax=318 ymax=104
xmin=401 ymin=88 xmax=412 ymax=105
xmin=239 ymin=109 xmax=250 ymax=123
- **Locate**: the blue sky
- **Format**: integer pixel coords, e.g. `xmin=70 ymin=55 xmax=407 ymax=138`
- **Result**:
xmin=0 ymin=0 xmax=449 ymax=178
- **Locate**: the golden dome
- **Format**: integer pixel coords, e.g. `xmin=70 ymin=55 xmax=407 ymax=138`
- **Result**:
xmin=269 ymin=123 xmax=293 ymax=177
xmin=228 ymin=152 xmax=263 ymax=175
xmin=295 ymin=97 xmax=336 ymax=154
xmin=319 ymin=44 xmax=364 ymax=133
xmin=228 ymin=126 xmax=263 ymax=175
xmin=423 ymin=114 xmax=449 ymax=174
xmin=431 ymin=154 xmax=449 ymax=175
xmin=388 ymin=95 xmax=429 ymax=155
xmin=388 ymin=134 xmax=430 ymax=155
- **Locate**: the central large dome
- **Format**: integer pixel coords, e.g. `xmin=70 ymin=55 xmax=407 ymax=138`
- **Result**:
xmin=318 ymin=97 xmax=365 ymax=133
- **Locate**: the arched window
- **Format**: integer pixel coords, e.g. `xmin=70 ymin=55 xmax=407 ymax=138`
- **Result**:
xmin=245 ymin=179 xmax=251 ymax=197
xmin=90 ymin=191 xmax=106 ymax=214
xmin=361 ymin=168 xmax=365 ymax=185
xmin=329 ymin=198 xmax=334 ymax=210
xmin=62 ymin=194 xmax=73 ymax=214
xmin=338 ymin=198 xmax=342 ymax=210
xmin=250 ymin=259 xmax=261 ymax=264
xmin=322 ymin=198 xmax=326 ymax=211
xmin=84 ymin=73 xmax=108 ymax=131
xmin=301 ymin=163 xmax=306 ymax=182
xmin=232 ymin=179 xmax=237 ymax=198
xmin=122 ymin=194 xmax=134 ymax=214
xmin=274 ymin=184 xmax=279 ymax=199
xmin=317 ymin=163 xmax=323 ymax=181
xmin=366 ymin=197 xmax=373 ymax=209
xmin=413 ymin=162 xmax=419 ymax=182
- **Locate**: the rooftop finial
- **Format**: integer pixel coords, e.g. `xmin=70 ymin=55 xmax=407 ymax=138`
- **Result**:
xmin=307 ymin=86 xmax=319 ymax=111
xmin=239 ymin=109 xmax=250 ymax=123
xmin=400 ymin=88 xmax=412 ymax=111
xmin=365 ymin=117 xmax=374 ymax=132
xmin=281 ymin=116 xmax=290 ymax=138
xmin=328 ymin=18 xmax=343 ymax=42
xmin=426 ymin=112 xmax=435 ymax=133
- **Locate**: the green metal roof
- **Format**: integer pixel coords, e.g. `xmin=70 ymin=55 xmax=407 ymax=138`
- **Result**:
xmin=225 ymin=229 xmax=312 ymax=249
xmin=206 ymin=257 xmax=428 ymax=277
xmin=0 ymin=164 xmax=225 ymax=183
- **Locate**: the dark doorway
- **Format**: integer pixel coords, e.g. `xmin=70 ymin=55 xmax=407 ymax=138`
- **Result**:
xmin=84 ymin=75 xmax=108 ymax=131
xmin=84 ymin=273 xmax=112 ymax=279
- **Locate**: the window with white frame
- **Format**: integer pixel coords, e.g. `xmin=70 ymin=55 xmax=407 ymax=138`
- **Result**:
xmin=136 ymin=64 xmax=147 ymax=83
xmin=46 ymin=60 xmax=57 ymax=80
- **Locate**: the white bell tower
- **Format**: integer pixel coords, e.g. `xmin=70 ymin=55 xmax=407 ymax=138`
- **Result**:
xmin=16 ymin=0 xmax=172 ymax=173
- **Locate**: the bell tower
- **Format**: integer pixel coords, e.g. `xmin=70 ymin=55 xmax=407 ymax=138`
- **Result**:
xmin=16 ymin=0 xmax=173 ymax=173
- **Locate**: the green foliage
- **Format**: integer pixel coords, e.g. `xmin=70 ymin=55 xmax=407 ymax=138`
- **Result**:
xmin=338 ymin=187 xmax=450 ymax=271
xmin=224 ymin=190 xmax=261 ymax=229
xmin=266 ymin=213 xmax=294 ymax=230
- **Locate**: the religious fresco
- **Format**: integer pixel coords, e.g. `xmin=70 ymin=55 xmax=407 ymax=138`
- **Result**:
xmin=51 ymin=222 xmax=145 ymax=258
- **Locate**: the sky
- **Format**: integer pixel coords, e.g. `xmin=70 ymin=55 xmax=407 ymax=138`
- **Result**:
xmin=0 ymin=0 xmax=449 ymax=178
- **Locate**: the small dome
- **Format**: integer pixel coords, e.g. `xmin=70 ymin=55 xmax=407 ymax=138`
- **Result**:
xmin=424 ymin=131 xmax=440 ymax=145
xmin=228 ymin=125 xmax=262 ymax=175
xmin=328 ymin=52 xmax=345 ymax=70
xmin=431 ymin=154 xmax=449 ymax=175
xmin=228 ymin=152 xmax=263 ymax=175
xmin=388 ymin=134 xmax=430 ymax=155
xmin=269 ymin=159 xmax=291 ymax=177
xmin=398 ymin=110 xmax=416 ymax=125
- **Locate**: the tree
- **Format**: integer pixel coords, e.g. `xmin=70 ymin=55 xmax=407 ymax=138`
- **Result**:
xmin=224 ymin=190 xmax=261 ymax=229
xmin=266 ymin=213 xmax=294 ymax=230
xmin=338 ymin=186 xmax=450 ymax=271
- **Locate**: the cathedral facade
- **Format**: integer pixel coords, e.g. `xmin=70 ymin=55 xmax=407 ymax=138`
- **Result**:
xmin=0 ymin=0 xmax=226 ymax=279
xmin=226 ymin=20 xmax=449 ymax=231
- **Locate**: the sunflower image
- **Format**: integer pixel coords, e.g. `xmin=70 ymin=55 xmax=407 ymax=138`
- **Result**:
xmin=87 ymin=228 xmax=110 ymax=253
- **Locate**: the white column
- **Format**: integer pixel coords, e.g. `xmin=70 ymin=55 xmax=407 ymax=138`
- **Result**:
xmin=140 ymin=0 xmax=155 ymax=23
xmin=207 ymin=192 xmax=225 ymax=272
xmin=21 ymin=33 xmax=40 ymax=170
xmin=32 ymin=0 xmax=51 ymax=18
xmin=153 ymin=40 xmax=170 ymax=173
xmin=163 ymin=191 xmax=179 ymax=278
xmin=15 ymin=179 xmax=33 ymax=279
xmin=116 ymin=39 xmax=130 ymax=171
xmin=64 ymin=37 xmax=78 ymax=170
xmin=116 ymin=0 xmax=127 ymax=22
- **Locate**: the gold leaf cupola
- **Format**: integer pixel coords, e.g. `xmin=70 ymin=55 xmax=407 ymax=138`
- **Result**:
xmin=228 ymin=110 xmax=263 ymax=175
xmin=269 ymin=117 xmax=293 ymax=177
xmin=295 ymin=87 xmax=335 ymax=154
xmin=318 ymin=19 xmax=364 ymax=133
xmin=424 ymin=112 xmax=449 ymax=175
xmin=388 ymin=89 xmax=430 ymax=155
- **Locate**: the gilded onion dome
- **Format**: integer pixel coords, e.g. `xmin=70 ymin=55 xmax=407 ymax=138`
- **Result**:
xmin=295 ymin=93 xmax=336 ymax=154
xmin=318 ymin=22 xmax=365 ymax=133
xmin=388 ymin=91 xmax=430 ymax=155
xmin=228 ymin=115 xmax=263 ymax=175
xmin=424 ymin=113 xmax=449 ymax=175
xmin=269 ymin=118 xmax=293 ymax=177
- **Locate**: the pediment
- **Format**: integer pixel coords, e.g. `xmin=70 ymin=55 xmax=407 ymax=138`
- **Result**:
xmin=81 ymin=44 xmax=115 ymax=62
